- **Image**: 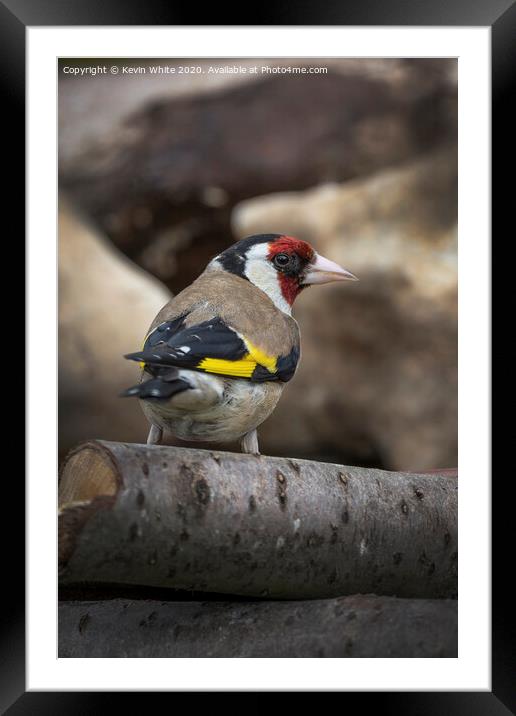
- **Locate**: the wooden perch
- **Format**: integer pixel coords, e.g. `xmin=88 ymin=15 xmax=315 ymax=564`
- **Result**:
xmin=59 ymin=595 xmax=457 ymax=658
xmin=59 ymin=441 xmax=457 ymax=600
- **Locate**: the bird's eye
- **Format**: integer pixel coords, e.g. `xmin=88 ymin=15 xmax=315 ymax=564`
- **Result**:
xmin=273 ymin=253 xmax=291 ymax=268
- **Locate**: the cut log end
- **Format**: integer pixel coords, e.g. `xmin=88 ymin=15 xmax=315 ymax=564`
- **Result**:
xmin=59 ymin=441 xmax=121 ymax=507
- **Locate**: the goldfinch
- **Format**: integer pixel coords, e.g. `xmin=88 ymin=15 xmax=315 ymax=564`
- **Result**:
xmin=122 ymin=234 xmax=357 ymax=454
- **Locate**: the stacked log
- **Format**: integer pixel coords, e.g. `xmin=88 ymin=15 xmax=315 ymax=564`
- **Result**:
xmin=58 ymin=442 xmax=457 ymax=657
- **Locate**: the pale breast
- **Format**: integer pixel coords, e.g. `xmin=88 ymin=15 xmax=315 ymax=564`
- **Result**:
xmin=141 ymin=370 xmax=284 ymax=443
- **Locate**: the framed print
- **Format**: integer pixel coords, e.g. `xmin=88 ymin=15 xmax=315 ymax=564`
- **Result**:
xmin=8 ymin=0 xmax=510 ymax=708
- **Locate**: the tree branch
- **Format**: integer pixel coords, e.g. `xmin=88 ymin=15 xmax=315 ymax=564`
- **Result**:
xmin=59 ymin=595 xmax=457 ymax=658
xmin=59 ymin=441 xmax=457 ymax=599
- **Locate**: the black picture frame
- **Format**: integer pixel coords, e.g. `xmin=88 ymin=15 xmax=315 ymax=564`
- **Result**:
xmin=7 ymin=0 xmax=508 ymax=710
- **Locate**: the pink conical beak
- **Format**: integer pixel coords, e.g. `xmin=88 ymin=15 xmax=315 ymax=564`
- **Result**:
xmin=302 ymin=253 xmax=358 ymax=285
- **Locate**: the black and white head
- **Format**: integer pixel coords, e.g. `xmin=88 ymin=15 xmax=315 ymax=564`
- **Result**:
xmin=210 ymin=233 xmax=357 ymax=313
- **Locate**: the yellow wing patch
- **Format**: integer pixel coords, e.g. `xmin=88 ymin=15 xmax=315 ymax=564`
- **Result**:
xmin=199 ymin=338 xmax=277 ymax=379
xmin=198 ymin=355 xmax=256 ymax=378
xmin=138 ymin=322 xmax=278 ymax=380
xmin=243 ymin=338 xmax=278 ymax=373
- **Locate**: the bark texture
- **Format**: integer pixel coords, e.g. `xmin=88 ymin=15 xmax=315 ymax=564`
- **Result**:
xmin=58 ymin=595 xmax=458 ymax=658
xmin=59 ymin=441 xmax=457 ymax=600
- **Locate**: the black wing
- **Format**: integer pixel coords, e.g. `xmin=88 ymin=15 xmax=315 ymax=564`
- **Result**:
xmin=125 ymin=316 xmax=299 ymax=383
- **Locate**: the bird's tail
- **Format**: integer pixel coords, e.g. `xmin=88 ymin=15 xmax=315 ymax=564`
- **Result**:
xmin=120 ymin=368 xmax=191 ymax=400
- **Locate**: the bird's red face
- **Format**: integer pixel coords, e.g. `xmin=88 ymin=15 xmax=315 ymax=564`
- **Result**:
xmin=214 ymin=233 xmax=357 ymax=313
xmin=266 ymin=236 xmax=315 ymax=305
xmin=267 ymin=235 xmax=357 ymax=307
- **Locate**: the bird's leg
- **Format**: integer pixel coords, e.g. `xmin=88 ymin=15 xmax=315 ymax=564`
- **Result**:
xmin=240 ymin=429 xmax=260 ymax=455
xmin=147 ymin=424 xmax=163 ymax=445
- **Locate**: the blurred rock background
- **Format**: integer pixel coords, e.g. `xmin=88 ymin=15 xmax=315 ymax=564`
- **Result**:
xmin=59 ymin=58 xmax=457 ymax=470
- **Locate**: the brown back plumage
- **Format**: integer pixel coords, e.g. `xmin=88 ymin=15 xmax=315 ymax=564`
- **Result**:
xmin=148 ymin=267 xmax=300 ymax=357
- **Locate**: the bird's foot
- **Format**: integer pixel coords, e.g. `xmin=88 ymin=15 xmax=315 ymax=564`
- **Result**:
xmin=240 ymin=429 xmax=260 ymax=455
xmin=147 ymin=424 xmax=163 ymax=445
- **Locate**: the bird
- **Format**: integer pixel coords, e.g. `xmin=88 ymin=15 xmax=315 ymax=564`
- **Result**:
xmin=122 ymin=233 xmax=357 ymax=454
